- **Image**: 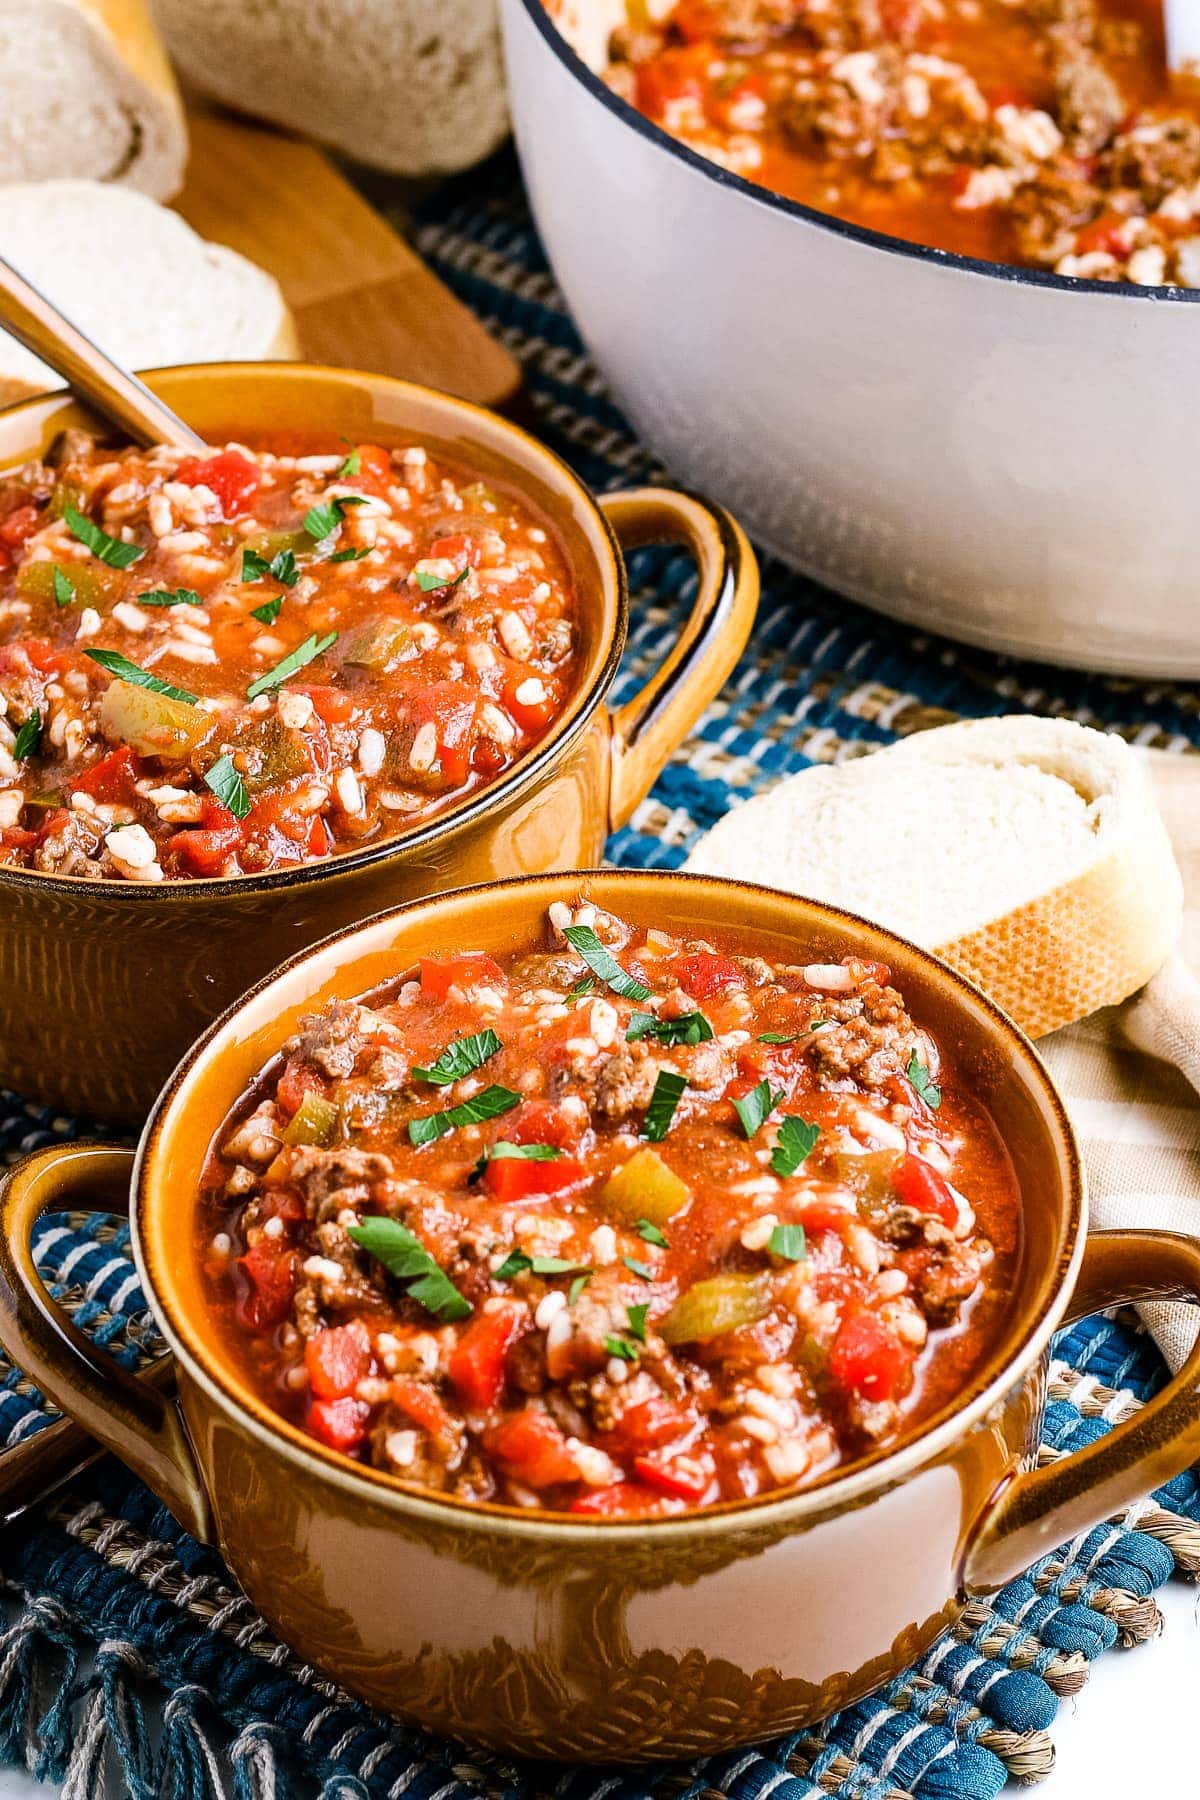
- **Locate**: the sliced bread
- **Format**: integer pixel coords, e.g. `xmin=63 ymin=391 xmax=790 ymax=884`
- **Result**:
xmin=0 ymin=0 xmax=186 ymax=199
xmin=683 ymin=716 xmax=1184 ymax=1037
xmin=151 ymin=0 xmax=509 ymax=178
xmin=0 ymin=181 xmax=299 ymax=404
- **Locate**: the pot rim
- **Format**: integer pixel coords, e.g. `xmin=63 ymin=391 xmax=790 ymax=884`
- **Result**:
xmin=133 ymin=867 xmax=1086 ymax=1542
xmin=0 ymin=360 xmax=628 ymax=902
xmin=516 ymin=0 xmax=1200 ymax=308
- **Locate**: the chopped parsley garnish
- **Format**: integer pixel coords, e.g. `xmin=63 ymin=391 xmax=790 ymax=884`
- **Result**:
xmin=563 ymin=924 xmax=651 ymax=1002
xmin=302 ymin=495 xmax=367 ymax=543
xmin=336 ymin=449 xmax=361 ymax=478
xmin=770 ymin=1115 xmax=820 ymax=1178
xmin=627 ymin=1303 xmax=649 ymax=1342
xmin=636 ymin=1219 xmax=669 ymax=1249
xmin=767 ymin=1223 xmax=807 ymax=1262
xmin=241 ymin=547 xmax=300 ymax=588
xmin=470 ymin=1141 xmax=563 ymax=1184
xmin=12 ymin=709 xmax=41 ymax=761
xmin=626 ymin=1010 xmax=713 ymax=1046
xmin=346 ymin=1217 xmax=471 ymax=1322
xmin=52 ymin=567 xmax=75 ymax=607
xmin=757 ymin=1025 xmax=822 ymax=1044
xmin=733 ymin=1079 xmax=785 ymax=1140
xmin=604 ymin=1334 xmax=640 ymax=1363
xmin=643 ymin=1069 xmax=687 ymax=1142
xmin=64 ymin=505 xmax=146 ymax=570
xmin=408 ymin=1083 xmax=521 ymax=1147
xmin=137 ymin=587 xmax=202 ymax=607
xmin=251 ymin=596 xmax=283 ymax=625
xmin=83 ymin=649 xmax=197 ymax=705
xmin=413 ymin=1027 xmax=502 ymax=1087
xmin=414 ymin=566 xmax=470 ymax=593
xmin=203 ymin=754 xmax=250 ymax=821
xmin=329 ymin=546 xmax=370 ymax=563
xmin=623 ymin=1255 xmax=654 ymax=1281
xmin=565 ymin=973 xmax=596 ymax=1002
xmin=568 ymin=1272 xmax=591 ymax=1306
xmin=907 ymin=1051 xmax=942 ymax=1110
xmin=246 ymin=631 xmax=338 ymax=701
xmin=494 ymin=1249 xmax=590 ymax=1280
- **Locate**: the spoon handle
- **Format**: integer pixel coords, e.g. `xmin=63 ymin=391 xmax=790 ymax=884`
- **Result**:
xmin=0 ymin=254 xmax=205 ymax=451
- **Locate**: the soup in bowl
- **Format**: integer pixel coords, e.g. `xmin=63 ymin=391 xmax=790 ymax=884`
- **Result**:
xmin=3 ymin=872 xmax=1200 ymax=1758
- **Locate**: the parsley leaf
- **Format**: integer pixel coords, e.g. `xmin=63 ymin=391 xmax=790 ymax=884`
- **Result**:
xmin=64 ymin=505 xmax=145 ymax=570
xmin=604 ymin=1334 xmax=640 ymax=1363
xmin=907 ymin=1051 xmax=942 ymax=1110
xmin=329 ymin=546 xmax=370 ymax=563
xmin=251 ymin=596 xmax=283 ymax=625
xmin=494 ymin=1249 xmax=590 ymax=1280
xmin=623 ymin=1255 xmax=654 ymax=1281
xmin=767 ymin=1223 xmax=807 ymax=1262
xmin=636 ymin=1219 xmax=669 ymax=1249
xmin=12 ymin=709 xmax=41 ymax=761
xmin=246 ymin=631 xmax=338 ymax=700
xmin=241 ymin=547 xmax=299 ymax=588
xmin=414 ymin=566 xmax=470 ymax=593
xmin=770 ymin=1115 xmax=820 ymax=1178
xmin=137 ymin=587 xmax=202 ymax=608
xmin=408 ymin=1083 xmax=521 ymax=1147
xmin=470 ymin=1141 xmax=563 ymax=1184
xmin=758 ymin=1025 xmax=822 ymax=1044
xmin=347 ymin=1217 xmax=471 ymax=1322
xmin=733 ymin=1079 xmax=784 ymax=1140
xmin=337 ymin=449 xmax=361 ymax=478
xmin=302 ymin=495 xmax=366 ymax=543
xmin=626 ymin=1010 xmax=713 ymax=1046
xmin=53 ymin=567 xmax=75 ymax=607
xmin=83 ymin=649 xmax=197 ymax=705
xmin=627 ymin=1303 xmax=649 ymax=1342
xmin=203 ymin=754 xmax=250 ymax=821
xmin=413 ymin=1028 xmax=502 ymax=1087
xmin=565 ymin=973 xmax=596 ymax=1002
xmin=643 ymin=1069 xmax=687 ymax=1142
xmin=568 ymin=1272 xmax=591 ymax=1306
xmin=563 ymin=924 xmax=651 ymax=1002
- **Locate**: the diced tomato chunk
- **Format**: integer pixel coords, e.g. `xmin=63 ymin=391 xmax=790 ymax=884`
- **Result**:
xmin=258 ymin=1186 xmax=306 ymax=1225
xmin=570 ymin=1483 xmax=683 ymax=1517
xmin=501 ymin=666 xmax=559 ymax=734
xmin=1074 ymin=210 xmax=1130 ymax=258
xmin=165 ymin=794 xmax=244 ymax=875
xmin=0 ymin=826 xmax=38 ymax=852
xmin=428 ymin=533 xmax=482 ymax=567
xmin=351 ymin=443 xmax=394 ymax=498
xmin=798 ymin=1199 xmax=854 ymax=1238
xmin=0 ymin=504 xmax=41 ymax=550
xmin=306 ymin=814 xmax=331 ymax=859
xmin=174 ymin=450 xmax=260 ymax=519
xmin=276 ymin=1060 xmax=325 ymax=1118
xmin=307 ymin=1395 xmax=370 ymax=1454
xmin=633 ymin=1453 xmax=711 ymax=1502
xmin=892 ymin=1154 xmax=959 ymax=1229
xmin=305 ymin=1322 xmax=371 ymax=1400
xmin=601 ymin=1393 xmax=694 ymax=1456
xmin=507 ymin=1099 xmax=582 ymax=1152
xmin=484 ymin=1152 xmax=585 ymax=1203
xmin=402 ymin=682 xmax=478 ymax=787
xmin=419 ymin=952 xmax=504 ymax=1000
xmin=486 ymin=1408 xmax=580 ymax=1488
xmin=390 ymin=1378 xmax=454 ymax=1438
xmin=829 ymin=1312 xmax=911 ymax=1405
xmin=447 ymin=1301 xmax=527 ymax=1411
xmin=72 ymin=746 xmax=141 ymax=803
xmin=296 ymin=684 xmax=356 ymax=726
xmin=672 ymin=952 xmax=743 ymax=999
xmin=234 ymin=1240 xmax=297 ymax=1332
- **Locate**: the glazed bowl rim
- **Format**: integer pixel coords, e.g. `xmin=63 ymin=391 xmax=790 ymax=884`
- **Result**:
xmin=515 ymin=0 xmax=1200 ymax=307
xmin=0 ymin=360 xmax=628 ymax=902
xmin=133 ymin=866 xmax=1086 ymax=1541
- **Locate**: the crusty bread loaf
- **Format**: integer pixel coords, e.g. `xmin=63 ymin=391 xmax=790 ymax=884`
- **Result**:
xmin=0 ymin=181 xmax=299 ymax=405
xmin=0 ymin=0 xmax=186 ymax=198
xmin=151 ymin=0 xmax=509 ymax=178
xmin=684 ymin=716 xmax=1184 ymax=1037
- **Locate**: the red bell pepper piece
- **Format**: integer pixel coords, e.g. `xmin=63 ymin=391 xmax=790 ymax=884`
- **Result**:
xmin=892 ymin=1154 xmax=959 ymax=1230
xmin=165 ymin=794 xmax=244 ymax=876
xmin=447 ymin=1301 xmax=526 ymax=1411
xmin=501 ymin=666 xmax=559 ymax=734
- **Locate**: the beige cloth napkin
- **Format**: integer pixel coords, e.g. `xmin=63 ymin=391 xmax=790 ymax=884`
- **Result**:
xmin=1039 ymin=750 xmax=1200 ymax=1373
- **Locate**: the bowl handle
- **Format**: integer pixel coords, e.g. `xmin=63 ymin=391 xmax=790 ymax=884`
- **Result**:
xmin=962 ymin=1228 xmax=1200 ymax=1594
xmin=600 ymin=487 xmax=759 ymax=830
xmin=0 ymin=1142 xmax=213 ymax=1543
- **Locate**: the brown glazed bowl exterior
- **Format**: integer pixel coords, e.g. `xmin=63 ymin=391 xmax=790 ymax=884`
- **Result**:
xmin=0 ymin=365 xmax=757 ymax=1124
xmin=5 ymin=872 xmax=1200 ymax=1761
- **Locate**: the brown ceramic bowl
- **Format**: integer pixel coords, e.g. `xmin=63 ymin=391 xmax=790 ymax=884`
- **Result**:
xmin=0 ymin=365 xmax=758 ymax=1125
xmin=3 ymin=871 xmax=1200 ymax=1761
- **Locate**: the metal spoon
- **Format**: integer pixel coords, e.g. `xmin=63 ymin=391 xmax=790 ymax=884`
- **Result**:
xmin=0 ymin=252 xmax=205 ymax=450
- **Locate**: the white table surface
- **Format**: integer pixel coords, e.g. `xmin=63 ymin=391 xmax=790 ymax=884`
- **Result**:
xmin=0 ymin=1581 xmax=1194 ymax=1798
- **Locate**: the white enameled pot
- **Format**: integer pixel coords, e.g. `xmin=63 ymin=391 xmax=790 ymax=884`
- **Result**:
xmin=502 ymin=0 xmax=1200 ymax=677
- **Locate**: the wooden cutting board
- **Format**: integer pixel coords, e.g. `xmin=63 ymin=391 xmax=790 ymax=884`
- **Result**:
xmin=173 ymin=108 xmax=522 ymax=412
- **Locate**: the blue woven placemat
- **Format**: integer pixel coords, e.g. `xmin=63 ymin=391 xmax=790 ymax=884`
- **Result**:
xmin=2 ymin=147 xmax=1199 ymax=1799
